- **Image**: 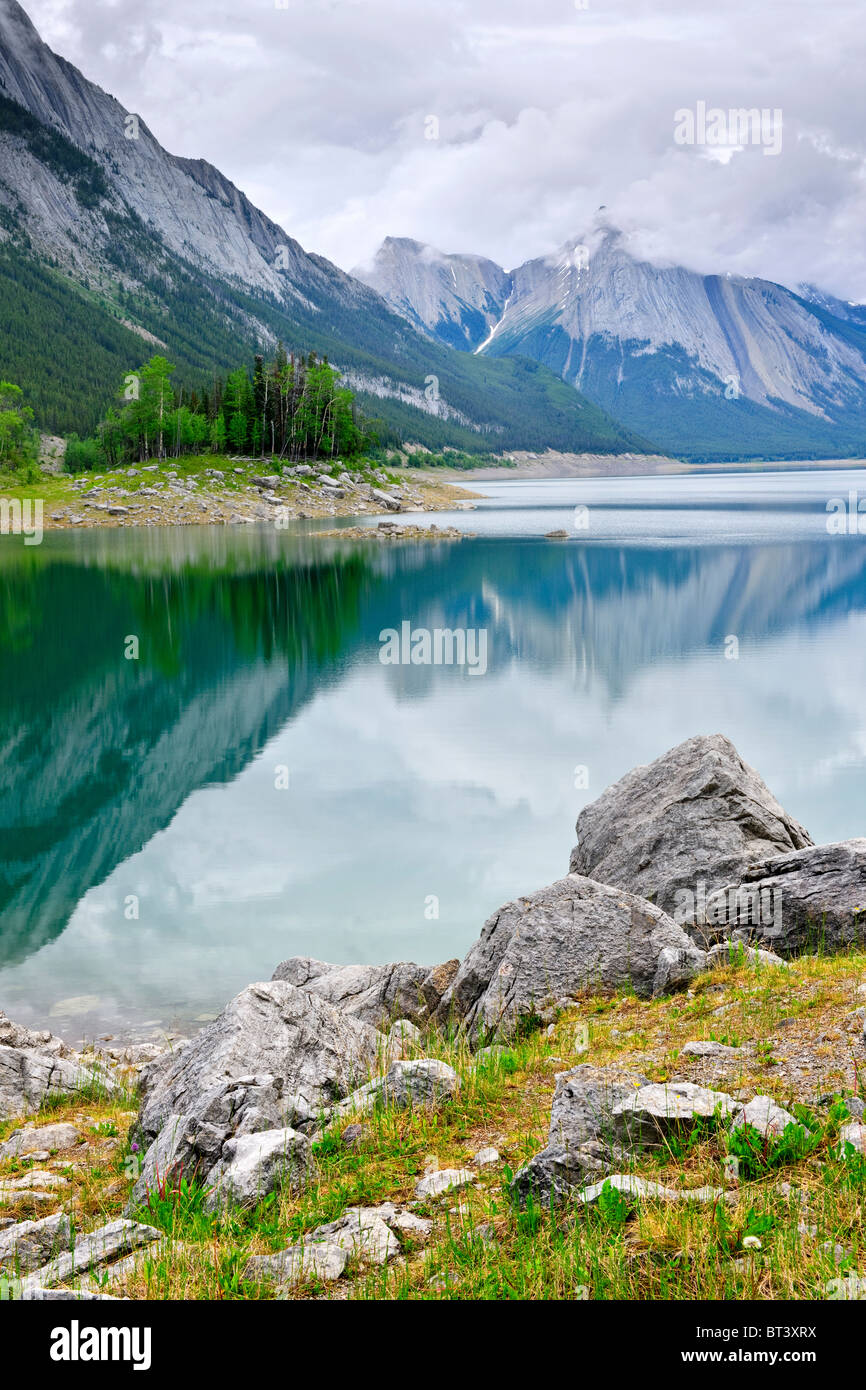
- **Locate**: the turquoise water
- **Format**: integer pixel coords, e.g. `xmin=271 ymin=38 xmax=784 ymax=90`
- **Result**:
xmin=1 ymin=469 xmax=864 ymax=1040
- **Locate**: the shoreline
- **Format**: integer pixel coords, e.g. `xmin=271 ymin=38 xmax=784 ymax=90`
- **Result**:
xmin=4 ymin=459 xmax=482 ymax=533
xmin=450 ymin=449 xmax=866 ymax=481
xmin=6 ymin=454 xmax=866 ymax=535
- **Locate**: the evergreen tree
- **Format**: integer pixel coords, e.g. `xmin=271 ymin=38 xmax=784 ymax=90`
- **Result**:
xmin=0 ymin=381 xmax=38 ymax=468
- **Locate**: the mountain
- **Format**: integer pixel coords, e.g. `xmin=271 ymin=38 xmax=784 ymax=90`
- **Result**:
xmin=356 ymin=226 xmax=866 ymax=462
xmin=356 ymin=237 xmax=512 ymax=352
xmin=0 ymin=0 xmax=645 ymax=457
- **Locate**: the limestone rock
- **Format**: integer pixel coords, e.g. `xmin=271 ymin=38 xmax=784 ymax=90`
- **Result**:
xmin=414 ymin=1167 xmax=474 ymax=1201
xmin=244 ymin=1202 xmax=418 ymax=1288
xmin=17 ymin=1287 xmax=124 ymax=1301
xmin=729 ymin=1095 xmax=804 ymax=1139
xmin=435 ymin=875 xmax=705 ymax=1039
xmin=370 ymin=488 xmax=402 ymax=512
xmin=341 ymin=1123 xmax=366 ymax=1148
xmin=0 ymin=1045 xmax=114 ymax=1122
xmin=385 ymin=1019 xmax=423 ymax=1058
xmin=714 ymin=840 xmax=866 ymax=956
xmin=204 ymin=1127 xmax=311 ymax=1210
xmin=129 ymin=1074 xmax=313 ymax=1209
xmin=613 ymin=1081 xmax=738 ymax=1149
xmin=840 ymin=1123 xmax=866 ymax=1157
xmin=270 ymin=957 xmax=458 ymax=1028
xmin=303 ymin=1210 xmax=400 ymax=1266
xmin=826 ymin=1274 xmax=866 ymax=1300
xmin=21 ymin=1219 xmax=160 ymax=1293
xmin=512 ymin=1139 xmax=616 ymax=1207
xmin=0 ymin=1213 xmax=71 ymax=1273
xmin=332 ymin=1059 xmax=460 ymax=1121
xmin=353 ymin=1202 xmax=432 ymax=1239
xmin=131 ymin=984 xmax=379 ymax=1212
xmin=0 ymin=1170 xmax=68 ymax=1193
xmin=245 ymin=1242 xmax=348 ymax=1289
xmin=0 ymin=1123 xmax=82 ymax=1159
xmin=0 ymin=1013 xmax=70 ymax=1056
xmin=577 ymin=1175 xmax=726 ymax=1207
xmin=680 ymin=1041 xmax=743 ymax=1058
xmin=568 ymin=735 xmax=811 ymax=926
xmin=549 ymin=1065 xmax=650 ymax=1149
xmin=510 ymin=1064 xmax=646 ymax=1204
xmin=706 ymin=942 xmax=787 ymax=969
xmin=137 ymin=981 xmax=380 ymax=1143
xmin=0 ymin=1185 xmax=58 ymax=1204
xmin=127 ymin=1112 xmax=197 ymax=1211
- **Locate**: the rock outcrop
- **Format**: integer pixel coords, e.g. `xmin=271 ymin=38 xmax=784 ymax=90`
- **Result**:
xmin=0 ymin=1213 xmax=71 ymax=1273
xmin=0 ymin=1043 xmax=114 ymax=1122
xmin=511 ymin=1064 xmax=646 ymax=1204
xmin=729 ymin=1095 xmax=803 ymax=1139
xmin=20 ymin=1220 xmax=161 ymax=1295
xmin=576 ymin=1175 xmax=727 ymax=1208
xmin=714 ymin=839 xmax=866 ymax=955
xmin=130 ymin=980 xmax=380 ymax=1208
xmin=137 ymin=981 xmax=380 ymax=1143
xmin=435 ymin=875 xmax=705 ymax=1039
xmin=270 ymin=957 xmax=459 ymax=1028
xmin=0 ymin=1122 xmax=82 ymax=1159
xmin=612 ymin=1081 xmax=739 ymax=1149
xmin=244 ymin=1203 xmax=426 ymax=1289
xmin=0 ymin=1012 xmax=70 ymax=1056
xmin=329 ymin=1059 xmax=460 ymax=1123
xmin=204 ymin=1127 xmax=312 ymax=1211
xmin=568 ymin=734 xmax=812 ymax=929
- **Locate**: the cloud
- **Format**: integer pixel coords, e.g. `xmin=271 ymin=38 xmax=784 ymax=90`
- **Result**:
xmin=22 ymin=0 xmax=866 ymax=296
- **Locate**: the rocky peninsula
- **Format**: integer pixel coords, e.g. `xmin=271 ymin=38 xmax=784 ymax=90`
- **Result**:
xmin=15 ymin=457 xmax=480 ymax=532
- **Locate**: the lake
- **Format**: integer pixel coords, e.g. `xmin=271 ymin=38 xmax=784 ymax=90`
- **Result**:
xmin=1 ymin=467 xmax=865 ymax=1041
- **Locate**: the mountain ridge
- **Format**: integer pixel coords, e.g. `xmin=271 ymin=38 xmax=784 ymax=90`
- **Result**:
xmin=356 ymin=228 xmax=866 ymax=461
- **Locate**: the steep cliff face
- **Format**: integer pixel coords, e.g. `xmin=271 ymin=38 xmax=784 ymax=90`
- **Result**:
xmin=0 ymin=0 xmax=336 ymax=299
xmin=497 ymin=231 xmax=866 ymax=419
xmin=354 ymin=237 xmax=512 ymax=351
xmin=360 ymin=227 xmax=866 ymax=460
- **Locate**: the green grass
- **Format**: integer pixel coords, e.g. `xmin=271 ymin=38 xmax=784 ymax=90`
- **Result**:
xmin=1 ymin=950 xmax=864 ymax=1299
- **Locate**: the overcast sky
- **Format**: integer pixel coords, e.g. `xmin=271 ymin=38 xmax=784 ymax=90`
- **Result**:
xmin=24 ymin=0 xmax=866 ymax=297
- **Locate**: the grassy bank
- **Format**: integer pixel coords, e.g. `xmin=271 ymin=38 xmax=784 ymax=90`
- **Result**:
xmin=1 ymin=949 xmax=864 ymax=1300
